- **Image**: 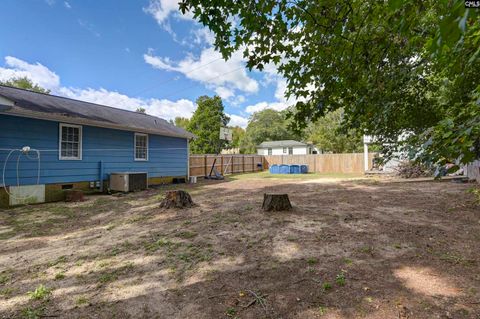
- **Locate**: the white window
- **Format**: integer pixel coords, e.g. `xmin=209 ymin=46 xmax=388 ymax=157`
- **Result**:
xmin=134 ymin=133 xmax=148 ymax=161
xmin=283 ymin=147 xmax=287 ymax=154
xmin=288 ymin=147 xmax=293 ymax=155
xmin=268 ymin=148 xmax=272 ymax=155
xmin=59 ymin=123 xmax=82 ymax=160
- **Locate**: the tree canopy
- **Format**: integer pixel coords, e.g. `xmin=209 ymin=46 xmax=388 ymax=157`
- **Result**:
xmin=173 ymin=117 xmax=191 ymax=130
xmin=229 ymin=126 xmax=246 ymax=151
xmin=0 ymin=76 xmax=50 ymax=94
xmin=187 ymin=96 xmax=230 ymax=154
xmin=179 ymin=0 xmax=480 ymax=167
xmin=240 ymin=109 xmax=300 ymax=153
xmin=305 ymin=108 xmax=362 ymax=153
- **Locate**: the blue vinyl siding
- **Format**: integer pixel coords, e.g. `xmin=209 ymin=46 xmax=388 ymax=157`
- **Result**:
xmin=0 ymin=114 xmax=188 ymax=186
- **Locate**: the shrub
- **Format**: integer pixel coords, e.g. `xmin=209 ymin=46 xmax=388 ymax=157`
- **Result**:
xmin=396 ymin=161 xmax=432 ymax=178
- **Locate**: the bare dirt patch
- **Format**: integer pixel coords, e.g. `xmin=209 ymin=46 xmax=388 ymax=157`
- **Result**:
xmin=0 ymin=175 xmax=479 ymax=318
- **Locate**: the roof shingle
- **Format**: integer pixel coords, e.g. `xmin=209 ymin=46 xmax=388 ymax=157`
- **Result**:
xmin=0 ymin=85 xmax=194 ymax=139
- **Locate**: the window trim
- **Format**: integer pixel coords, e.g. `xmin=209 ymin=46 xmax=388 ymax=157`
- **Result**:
xmin=267 ymin=148 xmax=272 ymax=155
xmin=283 ymin=147 xmax=287 ymax=154
xmin=288 ymin=147 xmax=293 ymax=155
xmin=59 ymin=123 xmax=83 ymax=160
xmin=134 ymin=133 xmax=149 ymax=161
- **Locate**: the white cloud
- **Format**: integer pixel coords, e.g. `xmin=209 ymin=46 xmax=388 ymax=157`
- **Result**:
xmin=230 ymin=95 xmax=246 ymax=106
xmin=245 ymin=101 xmax=289 ymax=114
xmin=0 ymin=56 xmax=196 ymax=121
xmin=215 ymin=87 xmax=234 ymax=100
xmin=227 ymin=114 xmax=249 ymax=128
xmin=58 ymin=87 xmax=196 ymax=120
xmin=0 ymin=56 xmax=60 ymax=90
xmin=64 ymin=1 xmax=71 ymax=9
xmin=192 ymin=28 xmax=215 ymax=45
xmin=144 ymin=47 xmax=258 ymax=95
xmin=45 ymin=0 xmax=55 ymax=6
xmin=144 ymin=0 xmax=193 ymax=26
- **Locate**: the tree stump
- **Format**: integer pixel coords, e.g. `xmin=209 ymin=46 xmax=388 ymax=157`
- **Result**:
xmin=262 ymin=193 xmax=292 ymax=211
xmin=160 ymin=190 xmax=194 ymax=209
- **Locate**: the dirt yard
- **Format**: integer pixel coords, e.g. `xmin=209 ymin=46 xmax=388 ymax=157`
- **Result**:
xmin=0 ymin=173 xmax=479 ymax=319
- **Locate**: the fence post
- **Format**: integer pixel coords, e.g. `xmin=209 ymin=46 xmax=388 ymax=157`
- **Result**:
xmin=221 ymin=155 xmax=224 ymax=174
xmin=242 ymin=156 xmax=245 ymax=173
xmin=231 ymin=156 xmax=234 ymax=174
xmin=204 ymin=155 xmax=207 ymax=176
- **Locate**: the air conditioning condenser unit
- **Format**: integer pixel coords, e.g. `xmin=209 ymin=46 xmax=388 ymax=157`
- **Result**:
xmin=109 ymin=172 xmax=148 ymax=192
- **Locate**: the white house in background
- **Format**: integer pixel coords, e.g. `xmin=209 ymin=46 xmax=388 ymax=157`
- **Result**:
xmin=257 ymin=140 xmax=318 ymax=155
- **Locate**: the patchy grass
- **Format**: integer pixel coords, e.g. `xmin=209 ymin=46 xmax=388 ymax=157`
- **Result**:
xmin=0 ymin=287 xmax=15 ymax=298
xmin=342 ymin=257 xmax=353 ymax=265
xmin=21 ymin=306 xmax=45 ymax=319
xmin=359 ymin=246 xmax=374 ymax=255
xmin=75 ymin=296 xmax=89 ymax=306
xmin=54 ymin=271 xmax=65 ymax=280
xmin=48 ymin=255 xmax=67 ymax=267
xmin=27 ymin=285 xmax=52 ymax=301
xmin=175 ymin=231 xmax=198 ymax=239
xmin=335 ymin=272 xmax=346 ymax=286
xmin=306 ymin=257 xmax=318 ymax=265
xmin=1 ymin=173 xmax=478 ymax=318
xmin=0 ymin=271 xmax=11 ymax=284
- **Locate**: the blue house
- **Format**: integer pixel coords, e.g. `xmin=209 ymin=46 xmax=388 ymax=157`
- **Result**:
xmin=0 ymin=85 xmax=194 ymax=207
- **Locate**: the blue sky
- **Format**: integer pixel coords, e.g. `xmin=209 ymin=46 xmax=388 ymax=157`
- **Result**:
xmin=0 ymin=0 xmax=293 ymax=127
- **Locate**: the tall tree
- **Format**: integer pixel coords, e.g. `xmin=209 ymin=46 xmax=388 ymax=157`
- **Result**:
xmin=241 ymin=109 xmax=298 ymax=154
xmin=174 ymin=117 xmax=191 ymax=130
xmin=187 ymin=96 xmax=230 ymax=154
xmin=229 ymin=126 xmax=246 ymax=150
xmin=305 ymin=108 xmax=362 ymax=153
xmin=0 ymin=77 xmax=50 ymax=94
xmin=179 ymin=0 xmax=479 ymax=167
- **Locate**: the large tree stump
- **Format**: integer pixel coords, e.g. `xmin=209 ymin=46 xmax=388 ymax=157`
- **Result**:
xmin=160 ymin=190 xmax=194 ymax=209
xmin=262 ymin=193 xmax=292 ymax=211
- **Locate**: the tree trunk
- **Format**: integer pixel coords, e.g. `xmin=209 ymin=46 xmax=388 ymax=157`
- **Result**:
xmin=160 ymin=190 xmax=194 ymax=209
xmin=262 ymin=193 xmax=292 ymax=211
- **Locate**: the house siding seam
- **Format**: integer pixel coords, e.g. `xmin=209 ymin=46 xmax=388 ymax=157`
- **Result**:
xmin=0 ymin=114 xmax=188 ymax=186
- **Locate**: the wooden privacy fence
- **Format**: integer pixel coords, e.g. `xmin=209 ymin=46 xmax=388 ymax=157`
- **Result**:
xmin=190 ymin=154 xmax=264 ymax=177
xmin=264 ymin=153 xmax=376 ymax=174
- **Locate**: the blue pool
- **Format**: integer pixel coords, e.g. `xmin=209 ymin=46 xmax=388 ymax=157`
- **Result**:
xmin=269 ymin=164 xmax=308 ymax=174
